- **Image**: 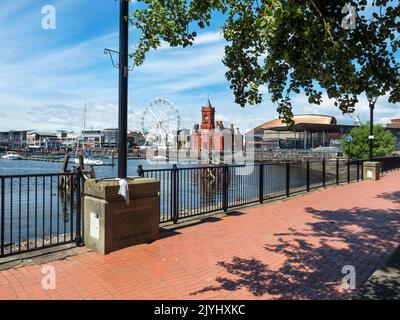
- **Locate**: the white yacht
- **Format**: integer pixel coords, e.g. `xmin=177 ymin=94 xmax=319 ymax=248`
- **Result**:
xmin=152 ymin=155 xmax=168 ymax=162
xmin=1 ymin=152 xmax=23 ymax=160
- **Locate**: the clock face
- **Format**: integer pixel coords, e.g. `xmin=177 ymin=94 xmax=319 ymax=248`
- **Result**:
xmin=204 ymin=115 xmax=209 ymax=122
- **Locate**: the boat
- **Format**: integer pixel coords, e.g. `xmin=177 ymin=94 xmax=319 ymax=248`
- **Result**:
xmin=1 ymin=152 xmax=23 ymax=160
xmin=151 ymin=155 xmax=168 ymax=161
xmin=74 ymin=158 xmax=104 ymax=166
xmin=73 ymin=103 xmax=104 ymax=166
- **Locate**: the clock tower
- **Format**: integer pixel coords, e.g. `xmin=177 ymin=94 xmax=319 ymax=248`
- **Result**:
xmin=201 ymin=99 xmax=215 ymax=131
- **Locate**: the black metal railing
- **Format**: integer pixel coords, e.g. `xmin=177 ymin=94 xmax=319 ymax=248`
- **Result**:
xmin=376 ymin=156 xmax=400 ymax=173
xmin=138 ymin=157 xmax=400 ymax=225
xmin=0 ymin=170 xmax=83 ymax=257
xmin=2 ymin=157 xmax=398 ymax=255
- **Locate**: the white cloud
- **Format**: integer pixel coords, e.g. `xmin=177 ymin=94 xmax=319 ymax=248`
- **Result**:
xmin=1 ymin=1 xmax=399 ymax=136
xmin=291 ymin=92 xmax=400 ymax=125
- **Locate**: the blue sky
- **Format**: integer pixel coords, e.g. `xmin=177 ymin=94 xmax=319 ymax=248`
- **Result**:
xmin=0 ymin=0 xmax=399 ymax=134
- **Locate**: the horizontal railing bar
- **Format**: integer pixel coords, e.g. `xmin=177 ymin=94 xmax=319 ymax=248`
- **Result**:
xmin=0 ymin=172 xmax=75 ymax=179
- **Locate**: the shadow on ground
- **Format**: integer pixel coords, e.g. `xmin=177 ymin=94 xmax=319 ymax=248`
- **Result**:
xmin=191 ymin=191 xmax=400 ymax=299
xmin=354 ymin=246 xmax=400 ymax=300
xmin=376 ymin=191 xmax=400 ymax=205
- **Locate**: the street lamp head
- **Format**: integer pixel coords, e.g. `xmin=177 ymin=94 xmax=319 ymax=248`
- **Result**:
xmin=366 ymin=90 xmax=378 ymax=104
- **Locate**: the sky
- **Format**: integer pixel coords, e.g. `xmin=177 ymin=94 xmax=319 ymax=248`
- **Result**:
xmin=0 ymin=0 xmax=399 ymax=135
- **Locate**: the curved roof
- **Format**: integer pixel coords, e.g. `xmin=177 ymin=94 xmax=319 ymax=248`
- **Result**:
xmin=260 ymin=114 xmax=337 ymax=129
xmin=259 ymin=114 xmax=337 ymax=130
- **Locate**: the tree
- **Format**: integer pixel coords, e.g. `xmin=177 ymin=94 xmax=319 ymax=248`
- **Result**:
xmin=129 ymin=1 xmax=400 ymax=124
xmin=342 ymin=124 xmax=396 ymax=159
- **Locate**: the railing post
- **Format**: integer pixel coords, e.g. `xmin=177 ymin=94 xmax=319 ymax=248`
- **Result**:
xmin=357 ymin=161 xmax=360 ymax=181
xmin=322 ymin=158 xmax=326 ymax=187
xmin=347 ymin=158 xmax=351 ymax=183
xmin=361 ymin=161 xmax=364 ymax=180
xmin=286 ymin=163 xmax=290 ymax=197
xmin=137 ymin=165 xmax=144 ymax=178
xmin=171 ymin=164 xmax=178 ymax=224
xmin=1 ymin=178 xmax=4 ymax=256
xmin=336 ymin=158 xmax=340 ymax=185
xmin=306 ymin=160 xmax=310 ymax=192
xmin=222 ymin=164 xmax=229 ymax=212
xmin=259 ymin=163 xmax=264 ymax=204
xmin=75 ymin=167 xmax=83 ymax=246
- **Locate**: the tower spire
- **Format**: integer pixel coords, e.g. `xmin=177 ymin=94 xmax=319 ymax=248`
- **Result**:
xmin=206 ymin=95 xmax=212 ymax=108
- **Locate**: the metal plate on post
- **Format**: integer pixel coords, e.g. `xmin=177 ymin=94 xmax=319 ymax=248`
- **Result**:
xmin=90 ymin=212 xmax=100 ymax=239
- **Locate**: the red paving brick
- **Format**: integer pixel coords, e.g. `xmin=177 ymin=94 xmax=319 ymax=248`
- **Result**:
xmin=1 ymin=172 xmax=400 ymax=300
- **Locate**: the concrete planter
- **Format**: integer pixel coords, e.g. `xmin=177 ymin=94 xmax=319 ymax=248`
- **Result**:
xmin=83 ymin=177 xmax=160 ymax=254
xmin=363 ymin=161 xmax=381 ymax=181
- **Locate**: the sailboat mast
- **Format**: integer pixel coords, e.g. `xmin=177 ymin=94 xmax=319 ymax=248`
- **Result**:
xmin=82 ymin=103 xmax=87 ymax=154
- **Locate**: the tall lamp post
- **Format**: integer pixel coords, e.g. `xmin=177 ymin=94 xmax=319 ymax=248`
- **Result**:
xmin=118 ymin=0 xmax=129 ymax=178
xmin=105 ymin=1 xmax=131 ymax=178
xmin=368 ymin=96 xmax=378 ymax=161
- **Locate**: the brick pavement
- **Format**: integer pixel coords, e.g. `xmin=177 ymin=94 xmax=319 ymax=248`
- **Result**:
xmin=0 ymin=172 xmax=399 ymax=300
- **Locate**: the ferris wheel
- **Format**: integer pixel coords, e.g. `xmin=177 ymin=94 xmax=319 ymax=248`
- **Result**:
xmin=141 ymin=98 xmax=180 ymax=147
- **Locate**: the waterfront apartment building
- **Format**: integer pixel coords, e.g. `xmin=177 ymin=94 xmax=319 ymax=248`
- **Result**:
xmin=56 ymin=130 xmax=78 ymax=149
xmin=103 ymin=128 xmax=119 ymax=148
xmin=103 ymin=129 xmax=147 ymax=149
xmin=1 ymin=128 xmax=148 ymax=150
xmin=27 ymin=131 xmax=62 ymax=149
xmin=76 ymin=129 xmax=147 ymax=149
xmin=77 ymin=130 xmax=104 ymax=149
xmin=0 ymin=130 xmax=29 ymax=148
xmin=1 ymin=130 xmax=73 ymax=150
xmin=129 ymin=130 xmax=146 ymax=148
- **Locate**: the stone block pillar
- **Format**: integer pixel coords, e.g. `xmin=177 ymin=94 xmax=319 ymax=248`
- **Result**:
xmin=363 ymin=161 xmax=381 ymax=181
xmin=83 ymin=177 xmax=160 ymax=254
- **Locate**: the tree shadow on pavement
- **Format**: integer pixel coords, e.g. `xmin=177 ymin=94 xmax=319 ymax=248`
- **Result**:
xmin=354 ymin=245 xmax=400 ymax=300
xmin=376 ymin=191 xmax=400 ymax=206
xmin=191 ymin=191 xmax=400 ymax=299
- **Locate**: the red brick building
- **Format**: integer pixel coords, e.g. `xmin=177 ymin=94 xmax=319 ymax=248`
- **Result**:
xmin=191 ymin=100 xmax=242 ymax=153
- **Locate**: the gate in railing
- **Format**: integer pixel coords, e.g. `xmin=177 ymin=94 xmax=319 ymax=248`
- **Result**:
xmin=0 ymin=170 xmax=83 ymax=257
xmin=138 ymin=157 xmax=400 ymax=225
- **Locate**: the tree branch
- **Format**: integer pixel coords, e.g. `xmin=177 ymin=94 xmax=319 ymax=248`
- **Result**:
xmin=308 ymin=0 xmax=336 ymax=45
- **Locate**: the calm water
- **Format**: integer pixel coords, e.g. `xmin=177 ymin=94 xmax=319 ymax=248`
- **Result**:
xmin=0 ymin=158 xmax=174 ymax=177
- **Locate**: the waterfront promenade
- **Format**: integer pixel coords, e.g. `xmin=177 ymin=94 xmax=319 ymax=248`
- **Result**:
xmin=0 ymin=171 xmax=399 ymax=300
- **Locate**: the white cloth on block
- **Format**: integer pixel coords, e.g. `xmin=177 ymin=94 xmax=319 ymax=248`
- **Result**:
xmin=118 ymin=179 xmax=130 ymax=205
